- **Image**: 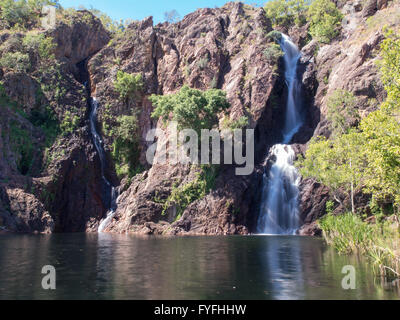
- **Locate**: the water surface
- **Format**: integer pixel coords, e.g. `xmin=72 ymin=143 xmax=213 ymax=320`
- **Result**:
xmin=0 ymin=234 xmax=398 ymax=300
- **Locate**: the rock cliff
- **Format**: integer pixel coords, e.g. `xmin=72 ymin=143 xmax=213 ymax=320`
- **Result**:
xmin=0 ymin=1 xmax=398 ymax=235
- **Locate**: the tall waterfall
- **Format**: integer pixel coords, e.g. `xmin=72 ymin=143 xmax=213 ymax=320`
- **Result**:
xmin=89 ymin=97 xmax=118 ymax=233
xmin=257 ymin=34 xmax=303 ymax=235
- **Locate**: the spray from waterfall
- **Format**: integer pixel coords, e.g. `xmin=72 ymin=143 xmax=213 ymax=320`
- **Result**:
xmin=257 ymin=34 xmax=303 ymax=235
xmin=89 ymin=97 xmax=118 ymax=233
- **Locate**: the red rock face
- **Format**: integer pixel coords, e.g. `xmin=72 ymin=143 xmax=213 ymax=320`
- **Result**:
xmin=0 ymin=11 xmax=110 ymax=233
xmin=88 ymin=2 xmax=287 ymax=235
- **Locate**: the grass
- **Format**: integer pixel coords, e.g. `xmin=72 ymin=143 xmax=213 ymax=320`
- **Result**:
xmin=319 ymin=213 xmax=400 ymax=279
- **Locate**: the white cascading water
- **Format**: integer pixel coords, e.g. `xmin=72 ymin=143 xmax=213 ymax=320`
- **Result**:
xmin=257 ymin=34 xmax=303 ymax=235
xmin=89 ymin=97 xmax=118 ymax=233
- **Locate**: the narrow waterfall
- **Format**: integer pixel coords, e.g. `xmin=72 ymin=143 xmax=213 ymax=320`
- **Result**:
xmin=257 ymin=34 xmax=303 ymax=235
xmin=89 ymin=97 xmax=118 ymax=233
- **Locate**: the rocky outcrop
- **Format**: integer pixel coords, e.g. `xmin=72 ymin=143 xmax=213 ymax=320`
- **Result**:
xmin=0 ymin=11 xmax=110 ymax=233
xmin=88 ymin=2 xmax=291 ymax=235
xmin=50 ymin=10 xmax=110 ymax=65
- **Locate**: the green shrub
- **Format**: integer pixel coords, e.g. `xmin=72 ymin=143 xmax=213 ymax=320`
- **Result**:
xmin=266 ymin=30 xmax=283 ymax=42
xmin=264 ymin=0 xmax=309 ymax=28
xmin=326 ymin=89 xmax=359 ymax=136
xmin=325 ymin=200 xmax=335 ymax=215
xmin=0 ymin=0 xmax=58 ymax=30
xmin=60 ymin=111 xmax=80 ymax=135
xmin=161 ymin=165 xmax=219 ymax=220
xmin=114 ymin=71 xmax=143 ymax=102
xmin=150 ymin=85 xmax=230 ymax=132
xmin=263 ymin=43 xmax=284 ymax=62
xmin=88 ymin=8 xmax=133 ymax=34
xmin=29 ymin=104 xmax=60 ymax=147
xmin=0 ymin=35 xmax=23 ymax=54
xmin=197 ymin=57 xmax=209 ymax=70
xmin=221 ymin=116 xmax=249 ymax=130
xmin=9 ymin=120 xmax=34 ymax=175
xmin=0 ymin=52 xmax=30 ymax=72
xmin=23 ymin=33 xmax=56 ymax=60
xmin=308 ymin=0 xmax=343 ymax=44
xmin=319 ymin=213 xmax=374 ymax=254
xmin=112 ymin=114 xmax=140 ymax=179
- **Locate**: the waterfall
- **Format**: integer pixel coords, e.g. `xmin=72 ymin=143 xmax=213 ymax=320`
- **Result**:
xmin=89 ymin=97 xmax=118 ymax=233
xmin=257 ymin=34 xmax=303 ymax=235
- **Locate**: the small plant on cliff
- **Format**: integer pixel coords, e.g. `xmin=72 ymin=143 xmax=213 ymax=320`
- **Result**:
xmin=307 ymin=0 xmax=343 ymax=44
xmin=266 ymin=30 xmax=283 ymax=43
xmin=112 ymin=114 xmax=140 ymax=179
xmin=221 ymin=115 xmax=249 ymax=130
xmin=23 ymin=33 xmax=56 ymax=61
xmin=9 ymin=120 xmax=34 ymax=175
xmin=161 ymin=165 xmax=219 ymax=220
xmin=326 ymin=89 xmax=359 ymax=137
xmin=0 ymin=52 xmax=30 ymax=72
xmin=60 ymin=111 xmax=80 ymax=135
xmin=150 ymin=85 xmax=230 ymax=132
xmin=114 ymin=71 xmax=143 ymax=103
xmin=263 ymin=43 xmax=284 ymax=63
xmin=197 ymin=56 xmax=209 ymax=70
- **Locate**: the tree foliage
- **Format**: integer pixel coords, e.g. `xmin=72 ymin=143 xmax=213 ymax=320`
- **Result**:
xmin=298 ymin=29 xmax=400 ymax=213
xmin=0 ymin=0 xmax=59 ymax=30
xmin=326 ymin=89 xmax=359 ymax=137
xmin=150 ymin=85 xmax=230 ymax=132
xmin=307 ymin=0 xmax=343 ymax=43
xmin=264 ymin=0 xmax=309 ymax=28
xmin=112 ymin=114 xmax=140 ymax=179
xmin=114 ymin=71 xmax=143 ymax=102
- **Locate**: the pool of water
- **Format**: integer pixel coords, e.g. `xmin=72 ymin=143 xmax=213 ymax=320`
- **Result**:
xmin=0 ymin=234 xmax=398 ymax=300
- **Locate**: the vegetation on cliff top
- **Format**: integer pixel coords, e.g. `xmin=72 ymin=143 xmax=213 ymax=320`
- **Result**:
xmin=264 ymin=0 xmax=343 ymax=43
xmin=0 ymin=0 xmax=60 ymax=30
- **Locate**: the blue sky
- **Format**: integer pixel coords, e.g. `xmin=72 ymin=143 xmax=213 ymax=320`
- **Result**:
xmin=58 ymin=0 xmax=266 ymax=24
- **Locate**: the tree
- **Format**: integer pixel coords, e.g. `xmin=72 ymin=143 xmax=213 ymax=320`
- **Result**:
xmin=378 ymin=28 xmax=400 ymax=114
xmin=307 ymin=0 xmax=343 ymax=43
xmin=114 ymin=71 xmax=143 ymax=102
xmin=264 ymin=0 xmax=309 ymax=27
xmin=360 ymin=109 xmax=400 ymax=210
xmin=164 ymin=10 xmax=180 ymax=24
xmin=112 ymin=114 xmax=140 ymax=178
xmin=297 ymin=131 xmax=365 ymax=213
xmin=89 ymin=7 xmax=132 ymax=33
xmin=299 ymin=29 xmax=400 ymax=214
xmin=150 ymin=85 xmax=230 ymax=132
xmin=326 ymin=89 xmax=359 ymax=137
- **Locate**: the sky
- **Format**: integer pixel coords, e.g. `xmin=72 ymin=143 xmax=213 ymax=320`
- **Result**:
xmin=58 ymin=0 xmax=266 ymax=24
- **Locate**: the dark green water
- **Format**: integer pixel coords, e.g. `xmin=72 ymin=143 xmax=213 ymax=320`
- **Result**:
xmin=0 ymin=234 xmax=398 ymax=300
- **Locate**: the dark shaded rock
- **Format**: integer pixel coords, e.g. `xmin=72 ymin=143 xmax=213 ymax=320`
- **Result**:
xmin=299 ymin=222 xmax=322 ymax=237
xmin=49 ymin=10 xmax=110 ymax=65
xmin=362 ymin=0 xmax=378 ymax=17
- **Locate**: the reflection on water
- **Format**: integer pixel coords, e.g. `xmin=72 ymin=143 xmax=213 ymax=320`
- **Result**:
xmin=0 ymin=234 xmax=398 ymax=300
